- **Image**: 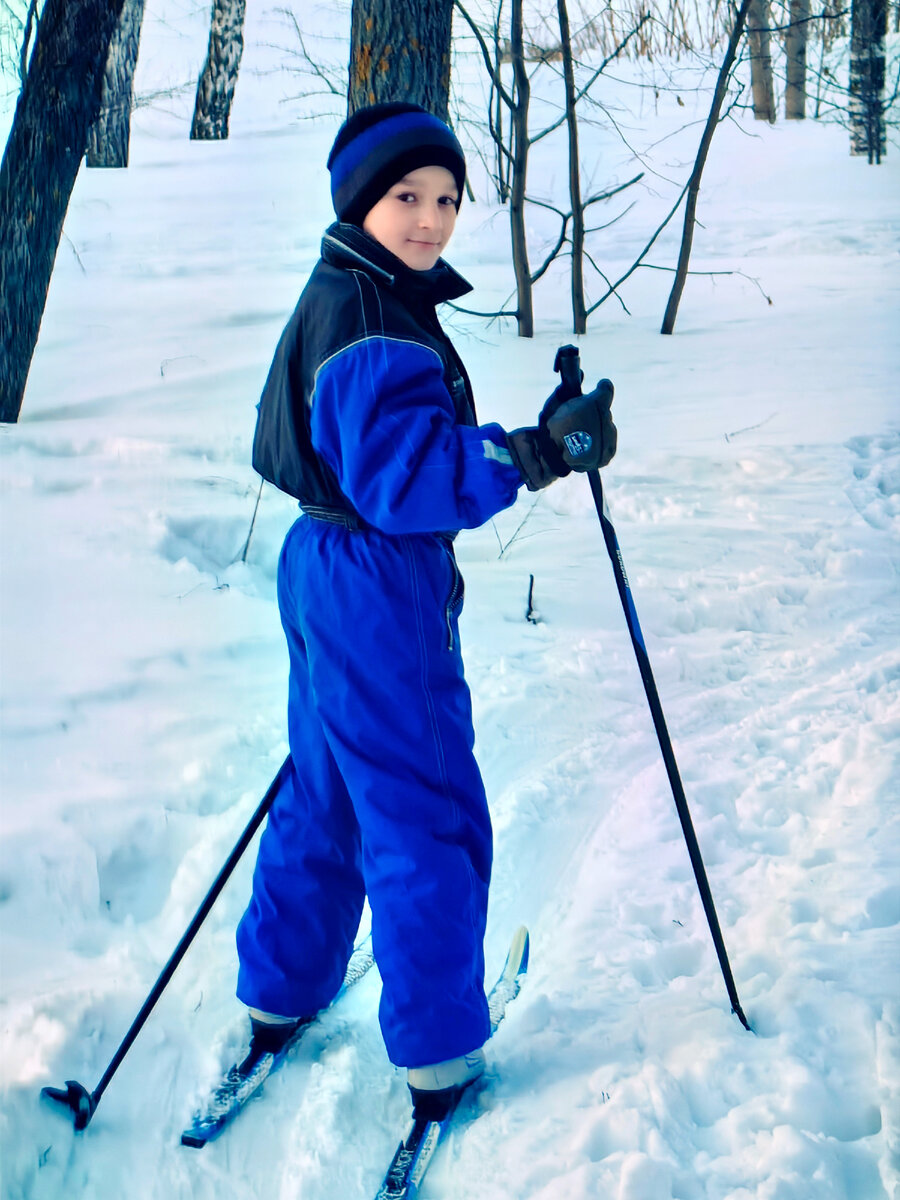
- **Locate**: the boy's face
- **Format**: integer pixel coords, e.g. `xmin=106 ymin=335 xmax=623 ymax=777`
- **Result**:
xmin=363 ymin=165 xmax=459 ymax=272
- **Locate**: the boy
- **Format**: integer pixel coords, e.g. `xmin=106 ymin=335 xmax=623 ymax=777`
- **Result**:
xmin=239 ymin=102 xmax=616 ymax=1118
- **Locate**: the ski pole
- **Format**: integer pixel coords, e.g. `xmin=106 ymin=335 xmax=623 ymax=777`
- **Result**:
xmin=554 ymin=346 xmax=750 ymax=1031
xmin=41 ymin=754 xmax=292 ymax=1129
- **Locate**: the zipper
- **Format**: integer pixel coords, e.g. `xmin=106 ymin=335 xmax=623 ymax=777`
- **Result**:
xmin=442 ymin=542 xmax=465 ymax=650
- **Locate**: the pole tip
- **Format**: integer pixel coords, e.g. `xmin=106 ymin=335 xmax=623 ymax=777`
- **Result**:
xmin=41 ymin=1080 xmax=95 ymax=1130
xmin=733 ymin=1004 xmax=752 ymax=1033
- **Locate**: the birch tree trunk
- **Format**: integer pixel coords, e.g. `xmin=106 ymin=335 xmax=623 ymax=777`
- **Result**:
xmin=784 ymin=0 xmax=810 ymax=118
xmin=0 ymin=0 xmax=126 ymax=422
xmin=87 ymin=0 xmax=145 ymax=167
xmin=849 ymin=0 xmax=887 ymax=161
xmin=191 ymin=0 xmax=246 ymax=140
xmin=348 ymin=0 xmax=453 ymax=119
xmin=747 ymin=0 xmax=776 ymax=121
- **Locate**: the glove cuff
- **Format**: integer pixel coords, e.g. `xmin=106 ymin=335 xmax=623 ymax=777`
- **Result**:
xmin=506 ymin=427 xmax=564 ymax=491
xmin=535 ymin=425 xmax=571 ymax=479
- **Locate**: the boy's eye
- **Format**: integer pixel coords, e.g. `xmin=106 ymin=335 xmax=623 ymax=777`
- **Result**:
xmin=439 ymin=195 xmax=458 ymax=206
xmin=395 ymin=192 xmax=417 ymax=203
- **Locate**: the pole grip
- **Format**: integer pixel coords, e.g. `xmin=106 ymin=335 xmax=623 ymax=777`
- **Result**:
xmin=554 ymin=344 xmax=583 ymax=398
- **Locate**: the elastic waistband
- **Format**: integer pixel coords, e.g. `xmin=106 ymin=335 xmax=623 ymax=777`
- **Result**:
xmin=301 ymin=504 xmax=368 ymax=531
xmin=301 ymin=506 xmax=459 ymax=543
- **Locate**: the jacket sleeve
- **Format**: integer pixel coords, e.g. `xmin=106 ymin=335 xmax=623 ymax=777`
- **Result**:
xmin=309 ymin=334 xmax=524 ymax=534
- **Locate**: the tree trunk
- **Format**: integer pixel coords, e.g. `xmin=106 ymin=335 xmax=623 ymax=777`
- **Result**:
xmin=492 ymin=1 xmax=510 ymax=203
xmin=747 ymin=0 xmax=776 ymax=121
xmin=557 ymin=0 xmax=585 ymax=334
xmin=508 ymin=0 xmax=533 ymax=338
xmin=87 ymin=0 xmax=145 ymax=167
xmin=348 ymin=0 xmax=453 ymax=120
xmin=0 ymin=0 xmax=126 ymax=423
xmin=191 ymin=0 xmax=246 ymax=140
xmin=849 ymin=0 xmax=888 ymax=161
xmin=784 ymin=0 xmax=810 ymax=119
xmin=661 ymin=0 xmax=753 ymax=336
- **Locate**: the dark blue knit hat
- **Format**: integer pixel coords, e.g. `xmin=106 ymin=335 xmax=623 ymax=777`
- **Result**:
xmin=327 ymin=102 xmax=466 ymax=226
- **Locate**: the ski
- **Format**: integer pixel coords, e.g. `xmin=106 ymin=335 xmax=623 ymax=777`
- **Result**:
xmin=180 ymin=933 xmax=375 ymax=1148
xmin=373 ymin=925 xmax=530 ymax=1200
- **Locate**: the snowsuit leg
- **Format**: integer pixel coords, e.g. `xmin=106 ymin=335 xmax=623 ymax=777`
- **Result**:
xmin=237 ymin=515 xmax=492 ymax=1068
xmin=236 ymin=529 xmax=367 ymax=1018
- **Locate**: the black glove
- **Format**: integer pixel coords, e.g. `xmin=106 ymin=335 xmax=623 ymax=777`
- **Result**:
xmin=545 ymin=379 xmax=616 ymax=472
xmin=507 ymin=379 xmax=617 ymax=491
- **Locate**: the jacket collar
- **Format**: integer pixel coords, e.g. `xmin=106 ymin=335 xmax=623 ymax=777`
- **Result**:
xmin=321 ymin=222 xmax=473 ymax=306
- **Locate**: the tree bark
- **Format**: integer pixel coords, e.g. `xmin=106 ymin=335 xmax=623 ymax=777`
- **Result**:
xmin=508 ymin=0 xmax=533 ymax=338
xmin=348 ymin=0 xmax=454 ymax=120
xmin=784 ymin=0 xmax=810 ymax=119
xmin=87 ymin=0 xmax=145 ymax=167
xmin=191 ymin=0 xmax=246 ymax=140
xmin=0 ymin=0 xmax=127 ymax=423
xmin=747 ymin=0 xmax=776 ymax=122
xmin=661 ymin=0 xmax=753 ymax=336
xmin=557 ymin=0 xmax=585 ymax=334
xmin=849 ymin=0 xmax=888 ymax=161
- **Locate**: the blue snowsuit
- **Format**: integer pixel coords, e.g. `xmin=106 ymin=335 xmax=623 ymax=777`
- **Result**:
xmin=237 ymin=224 xmax=525 ymax=1068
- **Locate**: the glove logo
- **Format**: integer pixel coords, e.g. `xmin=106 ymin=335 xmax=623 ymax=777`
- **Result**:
xmin=563 ymin=430 xmax=593 ymax=458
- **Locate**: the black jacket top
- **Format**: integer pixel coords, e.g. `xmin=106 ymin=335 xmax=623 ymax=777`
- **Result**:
xmin=251 ymin=223 xmax=522 ymax=534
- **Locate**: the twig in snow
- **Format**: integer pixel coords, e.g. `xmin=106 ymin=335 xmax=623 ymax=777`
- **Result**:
xmin=236 ymin=477 xmax=264 ymax=563
xmin=63 ymin=233 xmax=87 ymax=274
xmin=643 ymin=263 xmax=773 ymax=305
xmin=499 ymin=492 xmax=544 ymax=559
xmin=724 ymin=412 xmax=778 ymax=441
xmin=159 ymin=356 xmax=205 ymax=377
xmin=526 ymin=573 xmax=540 ymax=623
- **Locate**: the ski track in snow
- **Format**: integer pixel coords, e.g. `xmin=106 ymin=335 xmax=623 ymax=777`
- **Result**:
xmin=2 ymin=5 xmax=899 ymax=1198
xmin=459 ymin=434 xmax=900 ymax=1200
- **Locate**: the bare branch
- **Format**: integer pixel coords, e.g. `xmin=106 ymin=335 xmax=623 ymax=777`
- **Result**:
xmin=275 ymin=7 xmax=343 ymax=96
xmin=586 ymin=178 xmax=690 ymax=316
xmin=585 ymin=199 xmax=638 ymax=233
xmin=747 ymin=7 xmax=849 ymax=31
xmin=583 ymin=248 xmax=631 ymax=314
xmin=445 ymin=302 xmax=519 ymax=321
xmin=530 ymin=211 xmax=570 ymax=284
xmin=530 ymin=12 xmax=652 ymax=144
xmin=583 ymin=172 xmax=645 ymax=207
xmin=524 ymin=194 xmax=567 ymax=217
xmin=643 ymin=262 xmax=773 ymax=303
xmin=454 ymin=0 xmax=515 ymax=107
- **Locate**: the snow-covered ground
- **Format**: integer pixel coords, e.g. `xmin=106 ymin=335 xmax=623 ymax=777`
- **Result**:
xmin=1 ymin=4 xmax=898 ymax=1197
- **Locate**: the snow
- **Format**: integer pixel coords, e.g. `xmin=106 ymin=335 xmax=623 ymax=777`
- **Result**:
xmin=1 ymin=4 xmax=899 ymax=1198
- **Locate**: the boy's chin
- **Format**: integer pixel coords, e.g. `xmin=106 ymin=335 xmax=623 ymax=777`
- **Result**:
xmin=398 ymin=243 xmax=443 ymax=271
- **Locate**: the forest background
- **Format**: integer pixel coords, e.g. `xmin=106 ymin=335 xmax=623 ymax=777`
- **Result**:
xmin=0 ymin=1 xmax=898 ymax=1198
